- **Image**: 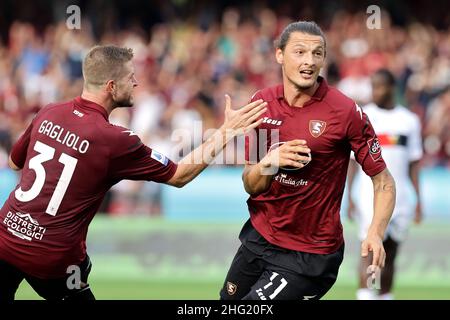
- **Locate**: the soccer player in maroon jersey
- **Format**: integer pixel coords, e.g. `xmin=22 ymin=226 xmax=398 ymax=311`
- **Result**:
xmin=0 ymin=45 xmax=267 ymax=301
xmin=220 ymin=21 xmax=396 ymax=300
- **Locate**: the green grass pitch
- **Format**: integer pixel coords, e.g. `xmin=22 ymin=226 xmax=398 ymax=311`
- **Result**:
xmin=14 ymin=216 xmax=450 ymax=300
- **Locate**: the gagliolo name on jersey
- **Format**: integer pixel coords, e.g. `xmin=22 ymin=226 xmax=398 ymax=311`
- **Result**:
xmin=38 ymin=120 xmax=90 ymax=154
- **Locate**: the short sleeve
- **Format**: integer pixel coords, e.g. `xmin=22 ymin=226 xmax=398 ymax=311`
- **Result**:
xmin=346 ymin=103 xmax=386 ymax=177
xmin=107 ymin=128 xmax=177 ymax=183
xmin=10 ymin=124 xmax=33 ymax=168
xmin=408 ymin=115 xmax=423 ymax=162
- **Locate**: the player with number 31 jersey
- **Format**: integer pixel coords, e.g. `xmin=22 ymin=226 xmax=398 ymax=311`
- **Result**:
xmin=0 ymin=45 xmax=267 ymax=301
xmin=1 ymin=97 xmax=177 ymax=279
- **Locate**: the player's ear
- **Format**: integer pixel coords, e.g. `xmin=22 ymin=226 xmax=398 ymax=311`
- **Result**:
xmin=105 ymin=80 xmax=116 ymax=93
xmin=275 ymin=48 xmax=284 ymax=65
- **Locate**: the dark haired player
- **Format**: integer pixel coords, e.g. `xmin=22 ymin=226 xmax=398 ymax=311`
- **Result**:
xmin=220 ymin=21 xmax=396 ymax=300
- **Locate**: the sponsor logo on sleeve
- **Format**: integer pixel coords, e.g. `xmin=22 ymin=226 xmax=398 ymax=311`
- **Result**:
xmin=151 ymin=150 xmax=169 ymax=166
xmin=309 ymin=120 xmax=326 ymax=138
xmin=367 ymin=136 xmax=382 ymax=161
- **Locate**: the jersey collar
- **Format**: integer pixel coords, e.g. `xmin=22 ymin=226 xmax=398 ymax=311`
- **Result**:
xmin=276 ymin=76 xmax=328 ymax=102
xmin=74 ymin=96 xmax=109 ymax=121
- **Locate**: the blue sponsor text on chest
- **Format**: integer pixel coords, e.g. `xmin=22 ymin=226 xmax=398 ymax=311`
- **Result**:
xmin=38 ymin=120 xmax=90 ymax=154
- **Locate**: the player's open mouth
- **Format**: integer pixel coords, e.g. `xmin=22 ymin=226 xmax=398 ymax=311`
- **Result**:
xmin=300 ymin=70 xmax=314 ymax=79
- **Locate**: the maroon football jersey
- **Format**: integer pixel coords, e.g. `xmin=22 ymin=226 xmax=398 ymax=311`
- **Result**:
xmin=0 ymin=97 xmax=177 ymax=278
xmin=245 ymin=77 xmax=386 ymax=254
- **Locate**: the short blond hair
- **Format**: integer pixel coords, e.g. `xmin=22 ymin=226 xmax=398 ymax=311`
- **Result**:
xmin=82 ymin=45 xmax=134 ymax=88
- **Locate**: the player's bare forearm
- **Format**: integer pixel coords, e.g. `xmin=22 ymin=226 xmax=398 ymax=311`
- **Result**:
xmin=164 ymin=96 xmax=267 ymax=188
xmin=361 ymin=168 xmax=395 ymax=268
xmin=243 ymin=140 xmax=311 ymax=195
xmin=242 ymin=163 xmax=274 ymax=195
xmin=166 ymin=96 xmax=267 ymax=188
xmin=369 ymin=168 xmax=396 ymax=238
xmin=167 ymin=127 xmax=233 ymax=188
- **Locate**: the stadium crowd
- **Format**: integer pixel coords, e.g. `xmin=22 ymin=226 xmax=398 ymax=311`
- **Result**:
xmin=1 ymin=3 xmax=449 ymax=215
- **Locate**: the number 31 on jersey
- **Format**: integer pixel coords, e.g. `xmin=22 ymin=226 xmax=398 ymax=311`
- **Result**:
xmin=15 ymin=140 xmax=78 ymax=216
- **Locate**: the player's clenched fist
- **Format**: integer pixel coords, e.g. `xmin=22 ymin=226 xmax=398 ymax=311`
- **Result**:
xmin=261 ymin=139 xmax=312 ymax=170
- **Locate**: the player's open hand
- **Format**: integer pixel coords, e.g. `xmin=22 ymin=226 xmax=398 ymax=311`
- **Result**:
xmin=361 ymin=233 xmax=386 ymax=268
xmin=261 ymin=140 xmax=311 ymax=170
xmin=221 ymin=94 xmax=267 ymax=136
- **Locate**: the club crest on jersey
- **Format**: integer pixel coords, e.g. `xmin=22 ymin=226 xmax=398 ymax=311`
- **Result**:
xmin=367 ymin=136 xmax=382 ymax=161
xmin=226 ymin=281 xmax=237 ymax=295
xmin=309 ymin=120 xmax=326 ymax=138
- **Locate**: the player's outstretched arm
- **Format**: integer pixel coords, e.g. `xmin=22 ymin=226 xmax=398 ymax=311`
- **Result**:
xmin=165 ymin=95 xmax=267 ymax=188
xmin=242 ymin=140 xmax=311 ymax=195
xmin=361 ymin=168 xmax=396 ymax=268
